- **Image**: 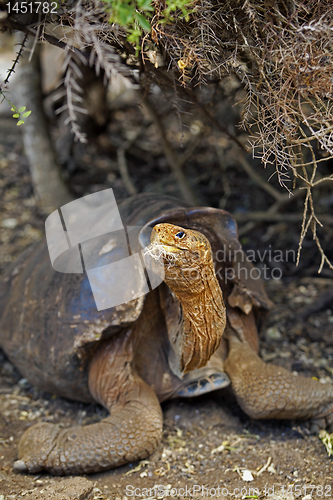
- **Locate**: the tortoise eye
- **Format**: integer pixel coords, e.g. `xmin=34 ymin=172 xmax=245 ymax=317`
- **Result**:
xmin=175 ymin=231 xmax=185 ymax=239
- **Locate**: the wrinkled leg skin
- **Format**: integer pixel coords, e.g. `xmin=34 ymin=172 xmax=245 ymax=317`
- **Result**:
xmin=224 ymin=335 xmax=333 ymax=428
xmin=14 ymin=334 xmax=163 ymax=475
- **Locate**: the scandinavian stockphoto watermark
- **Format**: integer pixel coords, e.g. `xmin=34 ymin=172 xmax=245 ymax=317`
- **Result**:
xmin=125 ymin=484 xmax=262 ymax=498
xmin=45 ymin=188 xmax=295 ymax=312
xmin=215 ymin=244 xmax=296 ymax=283
xmin=125 ymin=483 xmax=332 ymax=498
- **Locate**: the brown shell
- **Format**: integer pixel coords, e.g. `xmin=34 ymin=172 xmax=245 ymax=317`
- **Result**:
xmin=0 ymin=193 xmax=271 ymax=402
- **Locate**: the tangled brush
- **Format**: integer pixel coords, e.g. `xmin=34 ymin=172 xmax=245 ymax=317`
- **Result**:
xmin=1 ymin=0 xmax=333 ymax=269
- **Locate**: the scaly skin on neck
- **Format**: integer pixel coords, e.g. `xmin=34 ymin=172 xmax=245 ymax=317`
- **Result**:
xmin=149 ymin=223 xmax=226 ymax=374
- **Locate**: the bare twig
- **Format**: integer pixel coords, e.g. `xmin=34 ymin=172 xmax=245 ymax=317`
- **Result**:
xmin=237 ymin=221 xmax=256 ymax=237
xmin=117 ymin=146 xmax=138 ymax=196
xmin=3 ymin=0 xmax=333 ymax=270
xmin=215 ymin=143 xmax=231 ymax=209
xmin=143 ymin=97 xmax=200 ymax=205
xmin=237 ymin=154 xmax=283 ymax=202
xmin=178 ymin=134 xmax=202 ymax=169
xmin=3 ymin=20 xmax=67 ymax=51
xmin=117 ymin=131 xmax=142 ymax=196
xmin=235 ymin=211 xmax=333 ymax=224
xmin=4 ymin=33 xmax=28 ymax=84
xmin=187 ymin=89 xmax=248 ymax=153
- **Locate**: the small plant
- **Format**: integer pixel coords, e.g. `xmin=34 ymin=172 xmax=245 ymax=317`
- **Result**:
xmin=0 ymin=87 xmax=32 ymax=126
xmin=102 ymin=0 xmax=195 ymax=51
xmin=319 ymin=430 xmax=333 ymax=457
xmin=105 ymin=0 xmax=153 ymax=50
xmin=162 ymin=0 xmax=194 ymax=21
xmin=11 ymin=105 xmax=31 ymax=126
xmin=0 ymin=33 xmax=31 ymax=126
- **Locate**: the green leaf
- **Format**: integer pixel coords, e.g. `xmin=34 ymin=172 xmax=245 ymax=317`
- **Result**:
xmin=137 ymin=0 xmax=154 ymax=11
xmin=12 ymin=113 xmax=20 ymax=118
xmin=319 ymin=430 xmax=333 ymax=456
xmin=17 ymin=120 xmax=25 ymax=126
xmin=118 ymin=3 xmax=135 ymax=25
xmin=135 ymin=12 xmax=151 ymax=31
xmin=18 ymin=106 xmax=26 ymax=113
xmin=11 ymin=107 xmax=16 ymax=112
xmin=22 ymin=110 xmax=31 ymax=118
xmin=127 ymin=27 xmax=141 ymax=43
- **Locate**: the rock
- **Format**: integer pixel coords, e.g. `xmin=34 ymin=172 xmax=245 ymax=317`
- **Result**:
xmin=2 ymin=218 xmax=18 ymax=229
xmin=265 ymin=327 xmax=282 ymax=340
xmin=22 ymin=477 xmax=93 ymax=500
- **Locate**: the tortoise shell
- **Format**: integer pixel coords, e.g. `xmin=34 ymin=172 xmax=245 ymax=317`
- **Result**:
xmin=0 ymin=193 xmax=271 ymax=402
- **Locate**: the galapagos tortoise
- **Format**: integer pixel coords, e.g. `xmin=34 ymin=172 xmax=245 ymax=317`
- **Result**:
xmin=0 ymin=192 xmax=332 ymax=475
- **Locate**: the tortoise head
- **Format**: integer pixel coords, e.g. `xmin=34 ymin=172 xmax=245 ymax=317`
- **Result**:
xmin=148 ymin=223 xmax=214 ymax=296
xmin=147 ymin=223 xmax=226 ymax=375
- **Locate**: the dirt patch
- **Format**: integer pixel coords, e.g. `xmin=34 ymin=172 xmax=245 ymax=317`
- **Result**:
xmin=0 ymin=346 xmax=333 ymax=499
xmin=0 ymin=116 xmax=333 ymax=499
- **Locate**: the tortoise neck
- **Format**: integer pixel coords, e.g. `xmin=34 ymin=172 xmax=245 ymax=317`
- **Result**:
xmin=165 ymin=264 xmax=226 ymax=374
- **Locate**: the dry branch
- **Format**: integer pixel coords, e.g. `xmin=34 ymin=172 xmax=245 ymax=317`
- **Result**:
xmin=235 ymin=212 xmax=333 ymax=225
xmin=2 ymin=0 xmax=333 ymax=269
xmin=237 ymin=155 xmax=283 ymax=203
xmin=143 ymin=98 xmax=200 ymax=205
xmin=117 ymin=145 xmax=138 ymax=196
xmin=14 ymin=36 xmax=73 ymax=213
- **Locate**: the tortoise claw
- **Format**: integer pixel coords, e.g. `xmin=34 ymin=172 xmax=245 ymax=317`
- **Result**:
xmin=13 ymin=459 xmax=28 ymax=472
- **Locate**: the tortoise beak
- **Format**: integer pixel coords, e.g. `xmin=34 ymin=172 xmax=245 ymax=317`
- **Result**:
xmin=161 ymin=244 xmax=181 ymax=253
xmin=150 ymin=228 xmax=181 ymax=254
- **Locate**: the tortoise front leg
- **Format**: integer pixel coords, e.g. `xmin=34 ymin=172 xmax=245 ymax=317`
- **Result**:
xmin=224 ymin=334 xmax=333 ymax=426
xmin=14 ymin=333 xmax=163 ymax=475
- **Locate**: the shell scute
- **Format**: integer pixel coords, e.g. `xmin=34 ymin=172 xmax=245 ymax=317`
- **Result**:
xmin=0 ymin=193 xmax=271 ymax=401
